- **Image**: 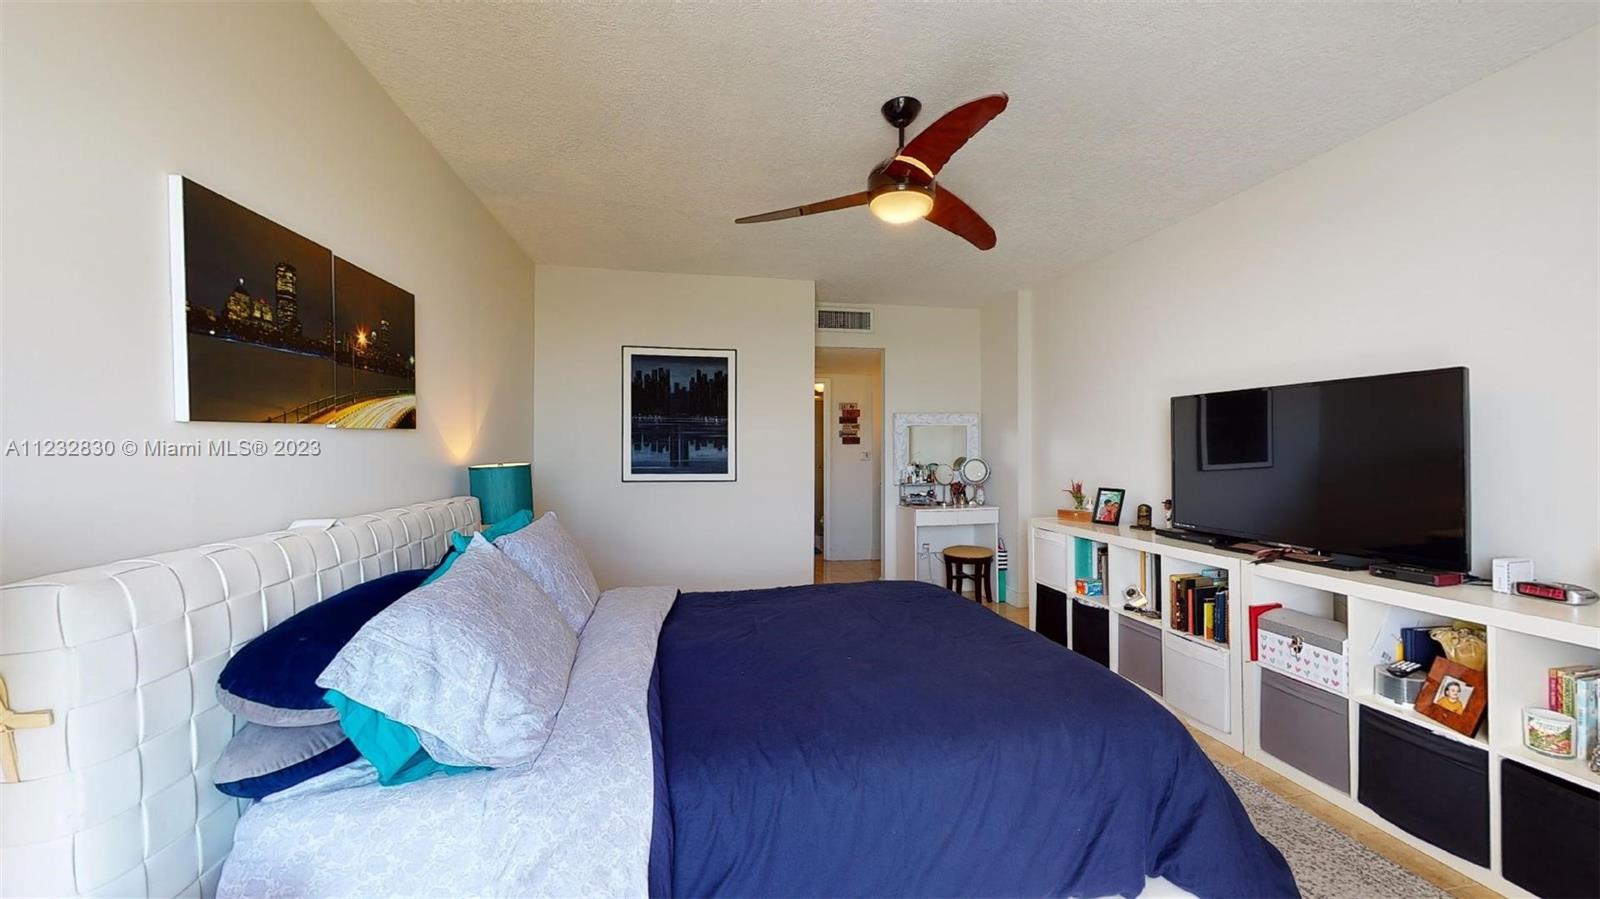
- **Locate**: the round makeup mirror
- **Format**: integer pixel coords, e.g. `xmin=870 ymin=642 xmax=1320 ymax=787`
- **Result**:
xmin=959 ymin=456 xmax=990 ymax=485
xmin=930 ymin=463 xmax=955 ymax=486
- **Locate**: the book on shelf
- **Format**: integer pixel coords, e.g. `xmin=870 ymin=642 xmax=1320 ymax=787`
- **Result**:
xmin=1575 ymin=673 xmax=1599 ymax=759
xmin=1073 ymin=538 xmax=1094 ymax=580
xmin=1247 ymin=603 xmax=1282 ymax=660
xmin=1169 ymin=574 xmax=1206 ymax=631
xmin=1549 ymin=664 xmax=1600 ymax=716
xmin=1193 ymin=585 xmax=1218 ymax=638
xmin=1399 ymin=626 xmax=1443 ymax=672
xmin=1167 ymin=573 xmax=1231 ymax=646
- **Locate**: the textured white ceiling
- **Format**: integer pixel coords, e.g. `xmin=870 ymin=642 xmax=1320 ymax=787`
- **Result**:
xmin=316 ymin=3 xmax=1595 ymax=308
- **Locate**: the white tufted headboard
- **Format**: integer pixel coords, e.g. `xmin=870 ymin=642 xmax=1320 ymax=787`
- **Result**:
xmin=0 ymin=496 xmax=480 ymax=899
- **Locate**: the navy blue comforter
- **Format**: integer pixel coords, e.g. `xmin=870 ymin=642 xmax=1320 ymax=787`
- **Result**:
xmin=652 ymin=580 xmax=1295 ymax=898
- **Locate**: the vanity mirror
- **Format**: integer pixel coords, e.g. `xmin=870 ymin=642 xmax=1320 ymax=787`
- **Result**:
xmin=893 ymin=413 xmax=981 ymax=504
xmin=910 ymin=425 xmax=966 ymax=466
xmin=959 ymin=457 xmax=990 ymax=485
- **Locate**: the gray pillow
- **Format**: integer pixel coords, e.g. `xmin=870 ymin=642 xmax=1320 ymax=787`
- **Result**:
xmin=316 ymin=534 xmax=577 ymax=768
xmin=213 ymin=721 xmax=358 ymax=798
xmin=494 ymin=511 xmax=600 ymax=633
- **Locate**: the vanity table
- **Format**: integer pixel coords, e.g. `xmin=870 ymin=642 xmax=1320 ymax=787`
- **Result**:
xmin=897 ymin=505 xmax=1000 ymax=585
xmin=891 ymin=412 xmax=1000 ymax=587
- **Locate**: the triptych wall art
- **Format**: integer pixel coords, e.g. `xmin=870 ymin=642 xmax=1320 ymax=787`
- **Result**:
xmin=168 ymin=176 xmax=417 ymax=429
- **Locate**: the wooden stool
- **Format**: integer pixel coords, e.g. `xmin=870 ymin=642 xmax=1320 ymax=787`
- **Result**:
xmin=942 ymin=545 xmax=994 ymax=603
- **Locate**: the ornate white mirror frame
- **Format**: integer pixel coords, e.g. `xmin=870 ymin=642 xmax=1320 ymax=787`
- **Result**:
xmin=892 ymin=412 xmax=981 ymax=478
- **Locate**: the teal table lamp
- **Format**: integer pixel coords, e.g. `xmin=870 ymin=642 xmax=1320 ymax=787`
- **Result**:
xmin=467 ymin=462 xmax=532 ymax=525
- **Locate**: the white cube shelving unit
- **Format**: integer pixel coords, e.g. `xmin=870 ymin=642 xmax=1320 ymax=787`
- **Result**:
xmin=1027 ymin=516 xmax=1600 ymax=899
xmin=1028 ymin=518 xmax=1245 ymax=751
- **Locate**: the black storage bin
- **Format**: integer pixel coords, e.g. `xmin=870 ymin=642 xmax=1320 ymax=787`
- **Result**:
xmin=1356 ymin=705 xmax=1489 ymax=867
xmin=1116 ymin=616 xmax=1162 ymax=695
xmin=1070 ymin=599 xmax=1110 ymax=668
xmin=1035 ymin=584 xmax=1068 ymax=648
xmin=1502 ymin=759 xmax=1600 ymax=899
xmin=1260 ymin=669 xmax=1349 ymax=793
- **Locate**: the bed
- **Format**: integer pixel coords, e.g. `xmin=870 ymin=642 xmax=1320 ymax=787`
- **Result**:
xmin=654 ymin=581 xmax=1294 ymax=898
xmin=0 ymin=496 xmax=1295 ymax=898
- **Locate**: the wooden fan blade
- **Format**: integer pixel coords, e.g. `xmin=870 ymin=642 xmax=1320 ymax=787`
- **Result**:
xmin=925 ymin=186 xmax=996 ymax=251
xmin=892 ymin=93 xmax=1008 ymax=179
xmin=735 ymin=192 xmax=869 ymax=224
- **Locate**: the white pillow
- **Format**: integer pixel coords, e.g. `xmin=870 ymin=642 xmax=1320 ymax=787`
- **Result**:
xmin=316 ymin=534 xmax=577 ymax=767
xmin=494 ymin=511 xmax=600 ymax=633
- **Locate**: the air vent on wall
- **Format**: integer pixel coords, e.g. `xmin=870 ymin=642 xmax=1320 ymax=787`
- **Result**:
xmin=816 ymin=306 xmax=874 ymax=332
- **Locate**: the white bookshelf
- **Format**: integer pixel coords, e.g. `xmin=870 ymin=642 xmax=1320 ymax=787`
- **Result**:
xmin=1028 ymin=517 xmax=1245 ymax=751
xmin=1027 ymin=516 xmax=1600 ymax=899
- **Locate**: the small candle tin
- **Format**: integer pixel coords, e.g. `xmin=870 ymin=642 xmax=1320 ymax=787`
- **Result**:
xmin=1524 ymin=707 xmax=1577 ymax=758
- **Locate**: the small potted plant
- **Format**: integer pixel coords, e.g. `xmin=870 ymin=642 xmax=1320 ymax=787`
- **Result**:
xmin=1059 ymin=481 xmax=1092 ymax=523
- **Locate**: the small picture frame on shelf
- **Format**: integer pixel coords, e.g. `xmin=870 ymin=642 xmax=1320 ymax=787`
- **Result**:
xmin=1092 ymin=487 xmax=1126 ymax=526
xmin=1413 ymin=657 xmax=1487 ymax=737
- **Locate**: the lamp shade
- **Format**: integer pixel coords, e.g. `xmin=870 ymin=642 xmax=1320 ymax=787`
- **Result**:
xmin=467 ymin=462 xmax=532 ymax=525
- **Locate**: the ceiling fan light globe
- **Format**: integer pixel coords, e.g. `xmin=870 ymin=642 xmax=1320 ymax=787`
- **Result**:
xmin=868 ymin=187 xmax=934 ymax=224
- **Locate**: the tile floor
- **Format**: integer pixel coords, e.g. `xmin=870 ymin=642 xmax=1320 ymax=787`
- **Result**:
xmin=1182 ymin=725 xmax=1503 ymax=898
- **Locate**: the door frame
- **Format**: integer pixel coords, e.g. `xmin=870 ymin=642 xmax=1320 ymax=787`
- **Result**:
xmin=817 ymin=376 xmax=834 ymax=559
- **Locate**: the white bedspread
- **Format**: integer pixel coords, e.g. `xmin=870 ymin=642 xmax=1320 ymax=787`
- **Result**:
xmin=218 ymin=586 xmax=678 ymax=899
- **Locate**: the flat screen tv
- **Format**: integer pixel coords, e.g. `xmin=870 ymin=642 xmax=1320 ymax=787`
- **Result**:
xmin=1170 ymin=367 xmax=1469 ymax=571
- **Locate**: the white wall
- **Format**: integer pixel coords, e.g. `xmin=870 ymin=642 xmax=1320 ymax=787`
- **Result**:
xmin=1029 ymin=28 xmax=1599 ymax=583
xmin=980 ymin=295 xmax=1023 ymax=601
xmin=818 ymin=304 xmax=983 ymax=578
xmin=533 ymin=266 xmax=814 ymax=590
xmin=817 ymin=371 xmax=881 ymax=560
xmin=0 ymin=3 xmax=536 ymax=581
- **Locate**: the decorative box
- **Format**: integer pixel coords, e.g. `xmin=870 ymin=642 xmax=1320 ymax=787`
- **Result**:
xmin=1257 ymin=608 xmax=1349 ymax=694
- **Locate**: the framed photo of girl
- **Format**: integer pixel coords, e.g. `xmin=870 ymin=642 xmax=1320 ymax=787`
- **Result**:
xmin=1413 ymin=657 xmax=1488 ymax=737
xmin=1092 ymin=487 xmax=1126 ymax=526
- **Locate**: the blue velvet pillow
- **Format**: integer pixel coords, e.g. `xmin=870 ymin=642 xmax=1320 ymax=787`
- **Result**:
xmin=420 ymin=509 xmax=534 ymax=586
xmin=217 ymin=568 xmax=429 ymax=726
xmin=213 ymin=722 xmax=361 ymax=799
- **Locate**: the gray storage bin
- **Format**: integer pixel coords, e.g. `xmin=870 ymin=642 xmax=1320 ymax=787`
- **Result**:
xmin=1260 ymin=668 xmax=1350 ymax=793
xmin=1117 ymin=616 xmax=1162 ymax=695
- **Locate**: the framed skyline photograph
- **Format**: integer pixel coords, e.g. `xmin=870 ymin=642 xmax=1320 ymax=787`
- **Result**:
xmin=622 ymin=346 xmax=735 ymax=481
xmin=169 ymin=176 xmax=416 ymax=429
xmin=327 ymin=257 xmax=416 ymax=429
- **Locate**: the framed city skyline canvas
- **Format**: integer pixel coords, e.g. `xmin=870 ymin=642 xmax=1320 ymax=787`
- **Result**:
xmin=622 ymin=346 xmax=736 ymax=481
xmin=168 ymin=176 xmax=416 ymax=429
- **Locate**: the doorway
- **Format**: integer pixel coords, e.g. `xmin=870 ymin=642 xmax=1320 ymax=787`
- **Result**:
xmin=814 ymin=347 xmax=884 ymax=584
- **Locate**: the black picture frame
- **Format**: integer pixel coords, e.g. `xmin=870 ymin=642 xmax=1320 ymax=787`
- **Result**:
xmin=621 ymin=345 xmax=737 ymax=482
xmin=1092 ymin=487 xmax=1126 ymax=526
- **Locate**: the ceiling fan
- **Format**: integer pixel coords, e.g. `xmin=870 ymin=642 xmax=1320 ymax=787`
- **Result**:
xmin=734 ymin=93 xmax=1008 ymax=251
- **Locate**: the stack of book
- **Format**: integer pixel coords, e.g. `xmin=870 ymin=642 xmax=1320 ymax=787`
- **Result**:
xmin=1169 ymin=568 xmax=1229 ymax=645
xmin=1549 ymin=664 xmax=1600 ymax=759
